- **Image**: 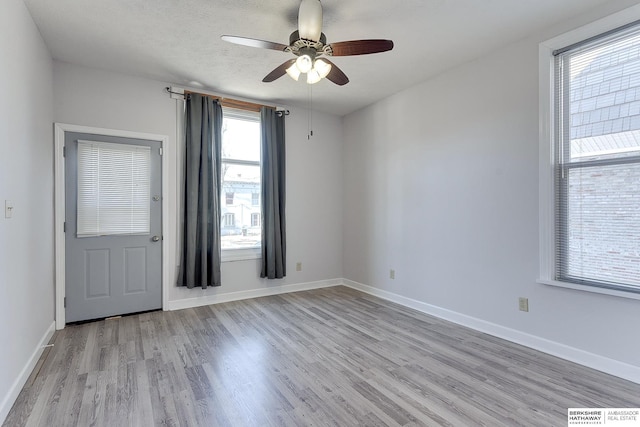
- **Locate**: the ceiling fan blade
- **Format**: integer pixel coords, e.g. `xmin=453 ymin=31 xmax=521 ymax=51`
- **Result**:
xmin=221 ymin=35 xmax=289 ymax=52
xmin=328 ymin=39 xmax=394 ymax=56
xmin=321 ymin=59 xmax=349 ymax=86
xmin=263 ymin=59 xmax=297 ymax=82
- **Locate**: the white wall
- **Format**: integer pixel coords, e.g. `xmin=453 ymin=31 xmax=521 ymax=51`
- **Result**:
xmin=0 ymin=0 xmax=54 ymax=420
xmin=343 ymin=3 xmax=640 ymax=372
xmin=53 ymin=62 xmax=344 ymax=307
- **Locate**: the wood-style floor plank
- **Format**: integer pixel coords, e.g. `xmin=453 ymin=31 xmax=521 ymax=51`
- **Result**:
xmin=4 ymin=286 xmax=640 ymax=426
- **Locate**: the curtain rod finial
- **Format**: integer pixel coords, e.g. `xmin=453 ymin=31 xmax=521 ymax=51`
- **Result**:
xmin=166 ymin=86 xmax=186 ymax=100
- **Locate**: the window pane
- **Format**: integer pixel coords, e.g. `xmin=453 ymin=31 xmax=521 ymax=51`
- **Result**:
xmin=221 ymin=164 xmax=261 ymax=249
xmin=221 ymin=113 xmax=261 ymax=251
xmin=565 ymin=30 xmax=640 ymax=163
xmin=223 ymin=213 xmax=235 ymax=227
xmin=251 ymin=213 xmax=261 ymax=227
xmin=556 ymin=23 xmax=640 ymax=291
xmin=77 ymin=141 xmax=150 ymax=237
xmin=563 ymin=163 xmax=640 ymax=287
xmin=221 ymin=117 xmax=260 ymax=162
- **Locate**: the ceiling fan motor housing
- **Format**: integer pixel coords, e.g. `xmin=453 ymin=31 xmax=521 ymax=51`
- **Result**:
xmin=289 ymin=30 xmax=327 ymax=57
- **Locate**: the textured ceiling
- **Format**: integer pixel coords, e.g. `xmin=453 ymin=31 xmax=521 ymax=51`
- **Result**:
xmin=23 ymin=0 xmax=622 ymax=116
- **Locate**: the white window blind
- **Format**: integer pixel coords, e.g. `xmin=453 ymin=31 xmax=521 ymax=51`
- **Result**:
xmin=554 ymin=23 xmax=640 ymax=293
xmin=77 ymin=140 xmax=151 ymax=237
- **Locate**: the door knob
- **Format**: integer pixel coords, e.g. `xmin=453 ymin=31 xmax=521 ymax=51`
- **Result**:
xmin=152 ymin=236 xmax=161 ymax=242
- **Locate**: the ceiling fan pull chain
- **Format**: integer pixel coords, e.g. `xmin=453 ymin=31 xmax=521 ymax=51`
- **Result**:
xmin=308 ymin=83 xmax=314 ymax=139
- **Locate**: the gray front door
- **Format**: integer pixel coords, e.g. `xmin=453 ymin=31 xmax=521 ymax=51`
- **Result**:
xmin=64 ymin=131 xmax=162 ymax=323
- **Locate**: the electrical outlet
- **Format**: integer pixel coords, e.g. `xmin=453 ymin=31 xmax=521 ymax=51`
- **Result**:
xmin=5 ymin=200 xmax=13 ymax=218
xmin=518 ymin=297 xmax=529 ymax=312
xmin=296 ymin=262 xmax=302 ymax=272
xmin=390 ymin=269 xmax=395 ymax=280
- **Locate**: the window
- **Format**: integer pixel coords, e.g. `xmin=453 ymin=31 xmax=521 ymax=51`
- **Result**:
xmin=221 ymin=109 xmax=262 ymax=255
xmin=223 ymin=213 xmax=235 ymax=227
xmin=551 ymin=21 xmax=640 ymax=293
xmin=76 ymin=140 xmax=150 ymax=237
xmin=251 ymin=213 xmax=260 ymax=227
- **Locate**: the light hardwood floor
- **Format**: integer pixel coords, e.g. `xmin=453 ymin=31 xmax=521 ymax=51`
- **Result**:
xmin=4 ymin=286 xmax=640 ymax=426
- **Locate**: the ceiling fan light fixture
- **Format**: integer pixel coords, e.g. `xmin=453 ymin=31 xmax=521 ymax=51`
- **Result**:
xmin=286 ymin=64 xmax=301 ymax=81
xmin=298 ymin=0 xmax=323 ymax=42
xmin=295 ymin=54 xmax=313 ymax=73
xmin=314 ymin=58 xmax=332 ymax=79
xmin=307 ymin=68 xmax=322 ymax=84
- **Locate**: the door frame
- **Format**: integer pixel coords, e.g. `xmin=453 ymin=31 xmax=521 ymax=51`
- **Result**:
xmin=54 ymin=123 xmax=170 ymax=329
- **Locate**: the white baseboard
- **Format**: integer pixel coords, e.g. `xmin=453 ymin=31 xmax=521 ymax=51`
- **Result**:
xmin=0 ymin=321 xmax=56 ymax=425
xmin=343 ymin=279 xmax=640 ymax=385
xmin=166 ymin=279 xmax=342 ymax=311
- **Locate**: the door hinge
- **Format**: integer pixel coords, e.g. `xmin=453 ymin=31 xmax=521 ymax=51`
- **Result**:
xmin=63 ymin=222 xmax=66 ymax=233
xmin=63 ymin=146 xmax=66 ymax=157
xmin=159 ymin=147 xmax=163 ymax=156
xmin=64 ymin=297 xmax=66 ymax=308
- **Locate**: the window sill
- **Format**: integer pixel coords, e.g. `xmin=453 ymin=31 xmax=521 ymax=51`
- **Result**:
xmin=222 ymin=247 xmax=261 ymax=262
xmin=537 ymin=279 xmax=640 ymax=301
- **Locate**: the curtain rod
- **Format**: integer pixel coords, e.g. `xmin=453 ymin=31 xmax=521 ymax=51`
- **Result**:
xmin=165 ymin=87 xmax=290 ymax=115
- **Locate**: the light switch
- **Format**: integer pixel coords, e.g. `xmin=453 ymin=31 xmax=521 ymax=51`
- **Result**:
xmin=5 ymin=200 xmax=14 ymax=218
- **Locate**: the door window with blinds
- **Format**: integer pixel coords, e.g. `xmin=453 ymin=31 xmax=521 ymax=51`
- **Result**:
xmin=76 ymin=140 xmax=151 ymax=237
xmin=554 ymin=22 xmax=640 ymax=293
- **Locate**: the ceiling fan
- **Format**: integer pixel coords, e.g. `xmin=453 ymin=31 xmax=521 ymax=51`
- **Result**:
xmin=221 ymin=0 xmax=394 ymax=86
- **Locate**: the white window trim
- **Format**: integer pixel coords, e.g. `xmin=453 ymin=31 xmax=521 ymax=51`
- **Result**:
xmin=538 ymin=4 xmax=640 ymax=301
xmin=222 ymin=247 xmax=261 ymax=262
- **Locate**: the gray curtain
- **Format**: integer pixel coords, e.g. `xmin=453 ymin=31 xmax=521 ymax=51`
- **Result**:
xmin=260 ymin=107 xmax=286 ymax=279
xmin=178 ymin=94 xmax=223 ymax=289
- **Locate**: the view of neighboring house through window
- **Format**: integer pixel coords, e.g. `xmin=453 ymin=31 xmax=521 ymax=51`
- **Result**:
xmin=223 ymin=212 xmax=235 ymax=227
xmin=251 ymin=212 xmax=260 ymax=227
xmin=221 ymin=109 xmax=261 ymax=250
xmin=554 ymin=23 xmax=640 ymax=292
